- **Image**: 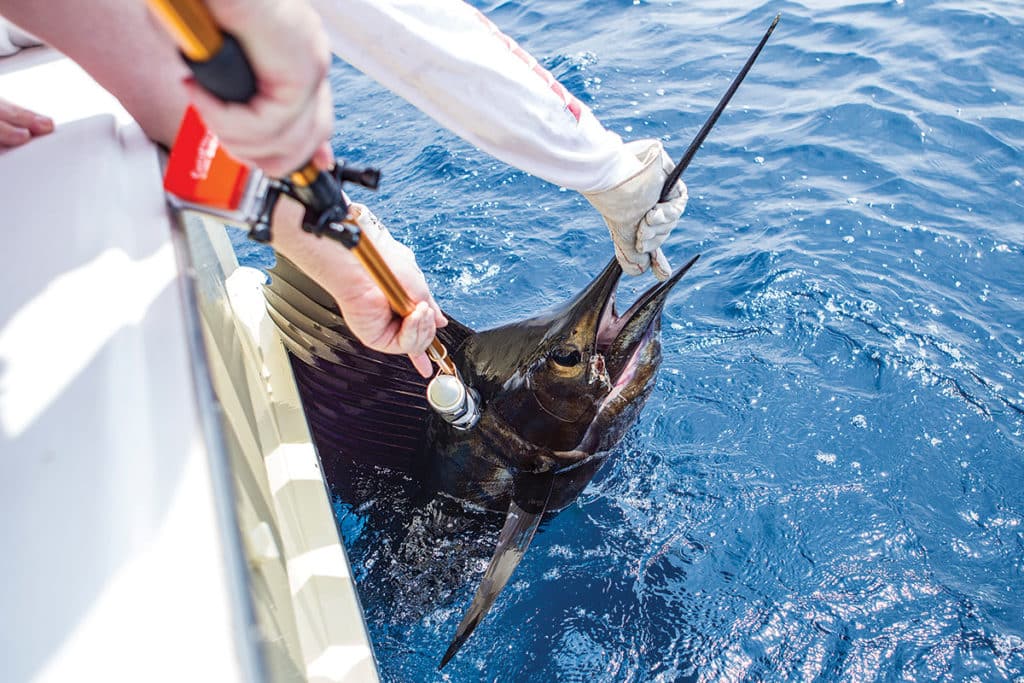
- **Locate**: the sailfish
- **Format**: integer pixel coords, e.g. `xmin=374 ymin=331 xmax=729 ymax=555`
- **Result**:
xmin=265 ymin=14 xmax=779 ymax=668
xmin=265 ymin=250 xmax=699 ymax=666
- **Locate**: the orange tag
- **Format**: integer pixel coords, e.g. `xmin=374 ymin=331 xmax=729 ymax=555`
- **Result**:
xmin=164 ymin=105 xmax=251 ymax=212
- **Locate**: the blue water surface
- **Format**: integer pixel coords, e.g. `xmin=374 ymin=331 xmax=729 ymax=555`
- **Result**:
xmin=234 ymin=1 xmax=1024 ymax=680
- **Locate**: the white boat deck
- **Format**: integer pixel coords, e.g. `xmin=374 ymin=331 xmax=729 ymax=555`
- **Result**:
xmin=0 ymin=45 xmax=377 ymax=682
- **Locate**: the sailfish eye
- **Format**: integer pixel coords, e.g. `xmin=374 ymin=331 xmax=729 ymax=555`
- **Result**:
xmin=549 ymin=346 xmax=582 ymax=368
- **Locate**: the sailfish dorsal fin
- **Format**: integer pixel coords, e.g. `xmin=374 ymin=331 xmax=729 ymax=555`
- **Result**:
xmin=263 ymin=255 xmax=472 ymax=472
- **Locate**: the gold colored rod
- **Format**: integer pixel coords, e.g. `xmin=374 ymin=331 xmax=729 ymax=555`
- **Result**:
xmin=289 ymin=162 xmax=321 ymax=188
xmin=345 ymin=221 xmax=457 ymax=376
xmin=147 ymin=0 xmax=223 ymax=61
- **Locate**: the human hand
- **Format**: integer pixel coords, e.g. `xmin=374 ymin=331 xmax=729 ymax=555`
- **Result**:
xmin=583 ymin=139 xmax=688 ymax=280
xmin=271 ymin=199 xmax=447 ymax=378
xmin=182 ymin=0 xmax=334 ymax=176
xmin=0 ymin=98 xmax=53 ymax=148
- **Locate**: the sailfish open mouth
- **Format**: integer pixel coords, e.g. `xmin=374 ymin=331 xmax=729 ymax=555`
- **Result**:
xmin=594 ymin=254 xmax=700 ymax=382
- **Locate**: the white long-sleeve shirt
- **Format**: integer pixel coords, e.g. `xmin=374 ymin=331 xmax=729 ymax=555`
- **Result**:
xmin=311 ymin=0 xmax=641 ymax=193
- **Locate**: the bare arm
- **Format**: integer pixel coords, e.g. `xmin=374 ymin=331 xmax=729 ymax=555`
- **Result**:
xmin=0 ymin=0 xmax=188 ymax=146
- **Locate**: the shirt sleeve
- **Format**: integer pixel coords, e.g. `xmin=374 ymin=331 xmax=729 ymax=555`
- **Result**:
xmin=309 ymin=0 xmax=641 ymax=193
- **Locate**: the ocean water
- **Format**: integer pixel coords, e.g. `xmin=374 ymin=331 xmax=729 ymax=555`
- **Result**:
xmin=233 ymin=1 xmax=1024 ymax=680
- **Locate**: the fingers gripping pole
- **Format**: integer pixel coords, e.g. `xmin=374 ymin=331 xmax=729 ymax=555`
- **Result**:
xmin=338 ymin=219 xmax=457 ymax=376
xmin=149 ymin=0 xmax=329 ymax=204
xmin=334 ymin=220 xmax=480 ymax=429
xmin=148 ymin=0 xmax=257 ymax=103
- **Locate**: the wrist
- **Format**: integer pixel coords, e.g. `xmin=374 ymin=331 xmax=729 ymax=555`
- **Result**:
xmin=583 ymin=140 xmax=666 ymax=223
xmin=606 ymin=141 xmax=647 ymax=190
xmin=269 ymin=195 xmax=370 ymax=305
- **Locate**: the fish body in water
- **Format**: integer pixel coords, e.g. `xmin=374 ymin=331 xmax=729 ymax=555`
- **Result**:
xmin=264 ymin=246 xmax=699 ymax=667
xmin=262 ymin=13 xmax=781 ymax=666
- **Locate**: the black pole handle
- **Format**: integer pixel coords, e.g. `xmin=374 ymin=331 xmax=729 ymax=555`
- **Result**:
xmin=147 ymin=0 xmax=258 ymax=103
xmin=182 ymin=32 xmax=257 ymax=104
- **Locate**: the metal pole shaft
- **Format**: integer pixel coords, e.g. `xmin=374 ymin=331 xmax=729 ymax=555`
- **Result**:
xmin=344 ymin=222 xmax=457 ymax=376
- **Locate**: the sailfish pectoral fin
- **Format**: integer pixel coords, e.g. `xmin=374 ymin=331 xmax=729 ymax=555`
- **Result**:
xmin=438 ymin=472 xmax=554 ymax=669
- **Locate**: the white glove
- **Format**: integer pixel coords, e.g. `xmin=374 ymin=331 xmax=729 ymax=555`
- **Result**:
xmin=583 ymin=139 xmax=688 ymax=280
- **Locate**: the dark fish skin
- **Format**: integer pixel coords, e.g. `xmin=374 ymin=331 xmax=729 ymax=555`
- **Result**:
xmin=264 ymin=251 xmax=699 ymax=668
